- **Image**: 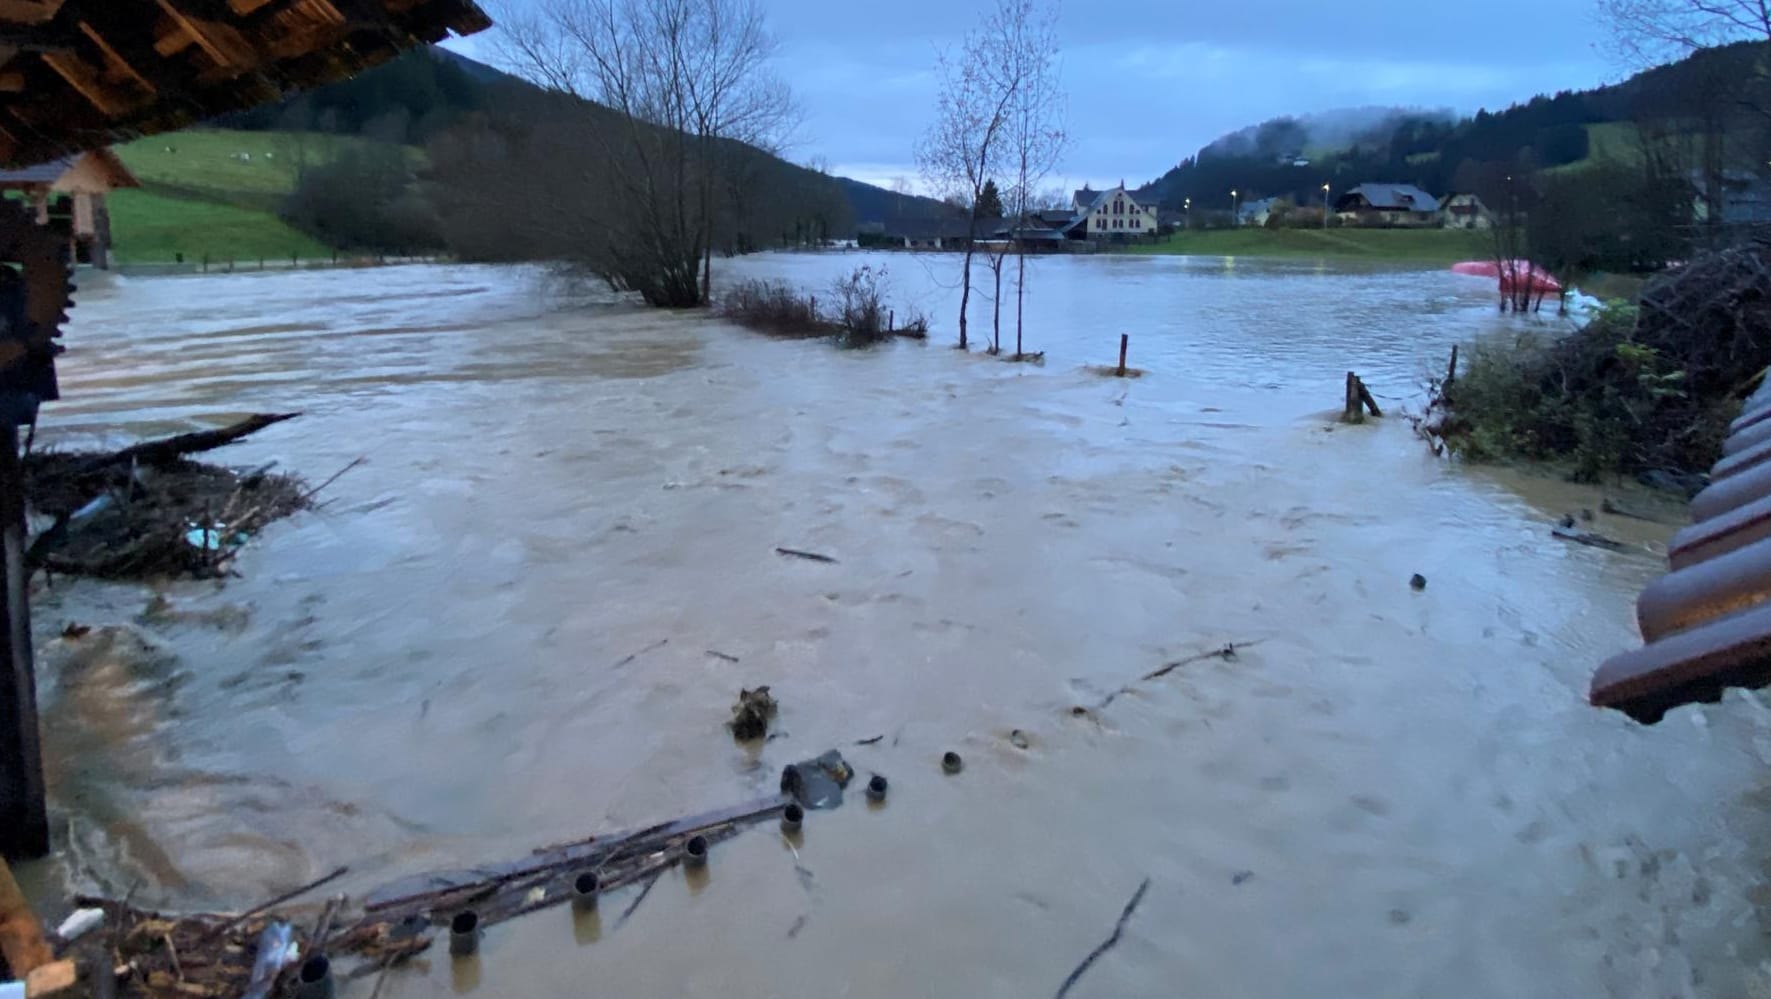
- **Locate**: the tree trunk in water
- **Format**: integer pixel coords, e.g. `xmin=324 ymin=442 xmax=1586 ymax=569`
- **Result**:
xmin=991 ymin=259 xmax=1003 ymax=354
xmin=1014 ymin=251 xmax=1026 ymax=358
xmin=957 ymin=248 xmax=973 ymax=350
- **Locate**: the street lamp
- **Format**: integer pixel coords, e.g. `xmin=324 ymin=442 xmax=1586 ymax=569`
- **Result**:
xmin=1231 ymin=189 xmax=1239 ymax=226
xmin=1321 ymin=183 xmax=1331 ymax=229
xmin=1183 ymin=197 xmax=1191 ymax=230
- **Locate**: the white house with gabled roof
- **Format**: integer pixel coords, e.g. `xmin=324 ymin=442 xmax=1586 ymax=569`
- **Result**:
xmin=1072 ymin=184 xmax=1159 ymax=238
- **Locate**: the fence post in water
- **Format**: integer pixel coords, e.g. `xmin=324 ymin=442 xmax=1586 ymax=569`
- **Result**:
xmin=1344 ymin=372 xmax=1364 ymax=425
xmin=0 ymin=423 xmax=46 ymax=860
xmin=1117 ymin=334 xmax=1129 ymax=377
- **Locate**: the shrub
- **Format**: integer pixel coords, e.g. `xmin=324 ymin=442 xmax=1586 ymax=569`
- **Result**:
xmin=717 ymin=280 xmax=830 ymax=337
xmin=1442 ymin=297 xmax=1739 ymax=484
xmin=829 ymin=264 xmax=890 ymax=345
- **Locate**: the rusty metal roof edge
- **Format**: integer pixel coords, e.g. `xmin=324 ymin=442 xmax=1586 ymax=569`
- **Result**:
xmin=1594 ymin=350 xmax=1771 ymax=722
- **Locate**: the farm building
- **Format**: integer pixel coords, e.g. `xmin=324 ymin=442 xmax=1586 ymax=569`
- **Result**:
xmin=0 ymin=149 xmax=138 ymax=268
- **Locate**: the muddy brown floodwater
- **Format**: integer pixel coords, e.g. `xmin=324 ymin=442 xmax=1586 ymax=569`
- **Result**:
xmin=16 ymin=254 xmax=1771 ymax=997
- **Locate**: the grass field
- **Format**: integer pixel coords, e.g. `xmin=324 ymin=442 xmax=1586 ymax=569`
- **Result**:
xmin=1119 ymin=227 xmax=1487 ymax=265
xmin=108 ymin=129 xmax=420 ymax=264
xmin=107 ymin=189 xmax=332 ymax=265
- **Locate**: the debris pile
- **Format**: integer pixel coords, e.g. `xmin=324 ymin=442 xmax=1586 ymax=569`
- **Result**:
xmin=728 ymin=686 xmax=778 ymax=741
xmin=38 ymin=776 xmax=844 ymax=998
xmin=23 ymin=414 xmax=317 ymax=580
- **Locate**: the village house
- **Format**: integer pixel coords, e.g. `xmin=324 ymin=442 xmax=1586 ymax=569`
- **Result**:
xmin=1238 ymin=197 xmax=1278 ymax=227
xmin=0 ymin=148 xmax=138 ymax=268
xmin=1334 ymin=182 xmax=1441 ymax=227
xmin=1692 ymin=169 xmax=1771 ymax=227
xmin=1073 ymin=184 xmax=1159 ymax=238
xmin=1440 ymin=192 xmax=1493 ymax=230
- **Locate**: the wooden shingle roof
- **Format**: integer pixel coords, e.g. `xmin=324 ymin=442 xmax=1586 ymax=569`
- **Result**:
xmin=0 ymin=0 xmax=491 ymax=167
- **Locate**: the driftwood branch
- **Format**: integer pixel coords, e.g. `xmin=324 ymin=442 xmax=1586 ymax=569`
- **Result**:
xmin=196 ymin=865 xmax=348 ymax=944
xmin=75 ymin=413 xmax=300 ymax=474
xmin=1054 ymin=878 xmax=1150 ymax=999
xmin=776 ymin=547 xmax=837 ymax=563
xmin=1096 ymin=641 xmax=1260 ymax=709
xmin=611 ymin=639 xmax=668 ymax=669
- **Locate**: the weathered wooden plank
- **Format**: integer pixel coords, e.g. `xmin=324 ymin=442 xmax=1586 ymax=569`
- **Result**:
xmin=0 ymin=855 xmax=51 ymax=976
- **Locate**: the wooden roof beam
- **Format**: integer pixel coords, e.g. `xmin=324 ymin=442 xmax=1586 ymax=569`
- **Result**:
xmin=77 ymin=22 xmax=155 ymax=95
xmin=0 ymin=0 xmax=65 ymax=26
xmin=40 ymin=49 xmax=128 ymax=115
xmin=41 ymin=50 xmax=126 ymax=115
xmin=153 ymin=0 xmax=242 ymax=68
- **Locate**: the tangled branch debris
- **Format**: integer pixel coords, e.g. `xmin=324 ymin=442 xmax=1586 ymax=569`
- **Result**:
xmin=729 ymin=686 xmax=778 ymax=741
xmin=64 ymin=790 xmax=808 ymax=998
xmin=24 ymin=414 xmax=323 ymax=580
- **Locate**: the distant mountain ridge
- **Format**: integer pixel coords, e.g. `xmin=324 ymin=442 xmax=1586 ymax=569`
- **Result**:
xmin=1137 ymin=41 xmax=1768 ymax=212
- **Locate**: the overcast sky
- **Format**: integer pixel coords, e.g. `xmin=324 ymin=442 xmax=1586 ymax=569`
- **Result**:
xmin=451 ymin=0 xmax=1621 ymax=193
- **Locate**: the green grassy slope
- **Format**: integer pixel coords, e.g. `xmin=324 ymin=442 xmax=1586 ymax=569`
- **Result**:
xmin=107 ymin=189 xmax=332 ymax=265
xmin=1120 ymin=227 xmax=1486 ymax=265
xmin=107 ymin=129 xmax=421 ymax=264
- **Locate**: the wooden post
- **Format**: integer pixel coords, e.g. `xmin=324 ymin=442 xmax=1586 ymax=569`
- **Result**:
xmin=1117 ymin=334 xmax=1129 ymax=377
xmin=888 ymin=309 xmax=894 ymax=332
xmin=0 ymin=855 xmax=51 ymax=975
xmin=1445 ymin=344 xmax=1458 ymax=388
xmin=1344 ymin=371 xmax=1363 ymax=424
xmin=0 ymin=423 xmax=46 ymax=860
xmin=1358 ymin=378 xmax=1383 ymax=418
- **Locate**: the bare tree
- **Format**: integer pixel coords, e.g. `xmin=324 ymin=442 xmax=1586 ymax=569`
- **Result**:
xmin=1601 ymin=0 xmax=1771 ymax=57
xmin=492 ymin=0 xmax=796 ymax=306
xmin=1602 ymin=0 xmax=1769 ymax=240
xmin=917 ymin=0 xmax=1029 ymax=350
xmin=1001 ymin=0 xmax=1064 ymax=360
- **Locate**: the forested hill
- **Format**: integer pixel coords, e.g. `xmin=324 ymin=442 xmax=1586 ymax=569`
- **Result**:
xmin=219 ymin=47 xmax=945 ymax=231
xmin=1140 ymin=41 xmax=1769 ymax=212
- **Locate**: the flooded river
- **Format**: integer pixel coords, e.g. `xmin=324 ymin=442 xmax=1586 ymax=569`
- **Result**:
xmin=20 ymin=253 xmax=1771 ymax=996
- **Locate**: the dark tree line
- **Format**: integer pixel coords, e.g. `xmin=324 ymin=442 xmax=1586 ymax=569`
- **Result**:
xmin=420 ymin=89 xmax=853 ymax=281
xmin=219 ymin=48 xmax=489 ymax=145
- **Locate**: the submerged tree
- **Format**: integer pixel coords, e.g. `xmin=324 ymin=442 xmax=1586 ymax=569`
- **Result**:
xmin=917 ymin=0 xmax=1025 ymax=350
xmin=493 ymin=0 xmax=796 ymax=307
xmin=1000 ymin=0 xmax=1064 ymax=359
